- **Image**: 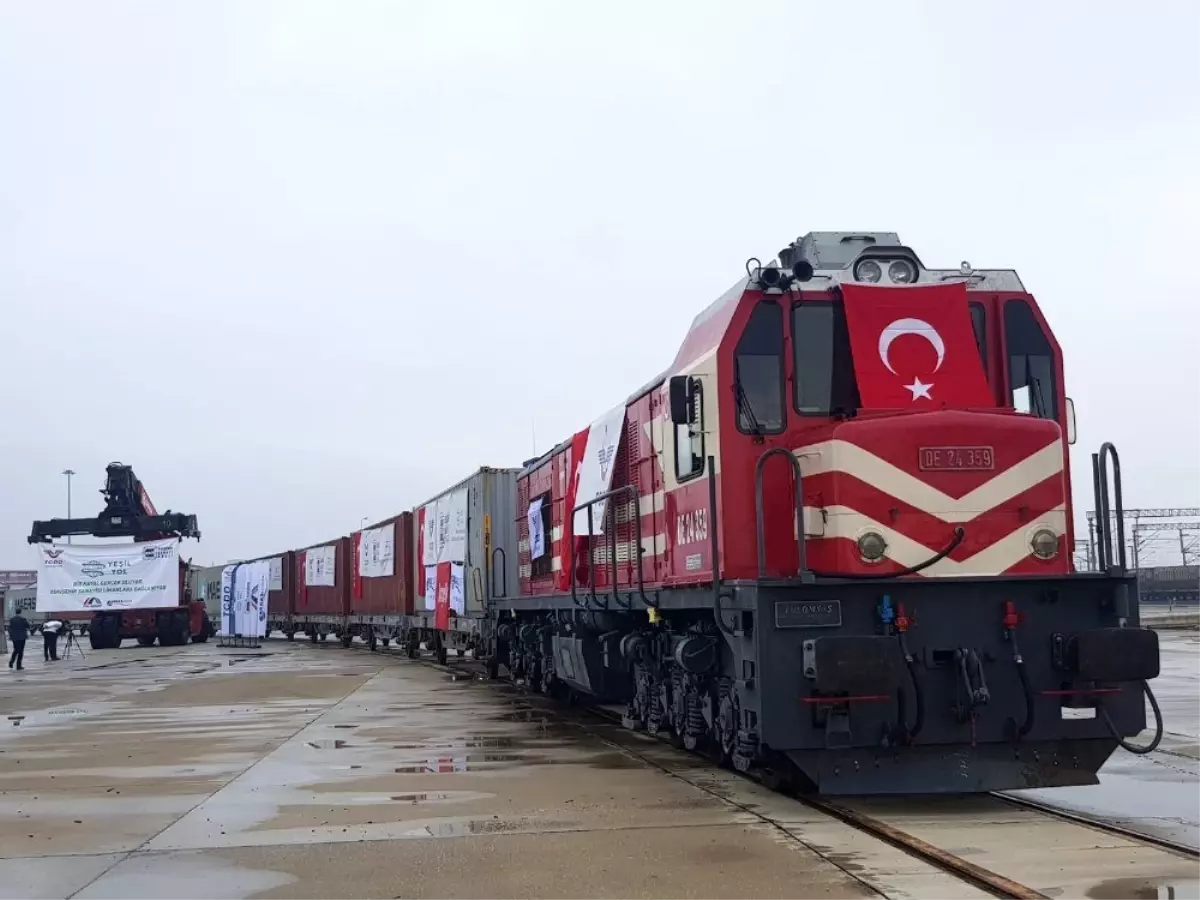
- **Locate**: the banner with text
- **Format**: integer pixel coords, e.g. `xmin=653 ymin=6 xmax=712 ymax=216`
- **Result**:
xmin=220 ymin=565 xmax=236 ymax=636
xmin=304 ymin=544 xmax=337 ymax=586
xmin=249 ymin=560 xmax=269 ymax=637
xmin=527 ymin=498 xmax=545 ymax=559
xmin=572 ymin=403 xmax=626 ymax=535
xmin=421 ymin=489 xmax=468 ymax=567
xmin=268 ymin=557 xmax=283 ymax=592
xmin=35 ymin=539 xmax=179 ymax=613
xmin=358 ymin=523 xmax=395 ymax=578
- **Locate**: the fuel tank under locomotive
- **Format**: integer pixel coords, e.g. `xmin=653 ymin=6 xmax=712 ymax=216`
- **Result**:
xmin=493 ymin=571 xmax=1160 ymax=794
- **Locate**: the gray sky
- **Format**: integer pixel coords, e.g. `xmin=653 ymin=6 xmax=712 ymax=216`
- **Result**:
xmin=2 ymin=0 xmax=1197 ymax=568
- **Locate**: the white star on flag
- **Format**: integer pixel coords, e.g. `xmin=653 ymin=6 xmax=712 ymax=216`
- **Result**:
xmin=905 ymin=378 xmax=933 ymax=400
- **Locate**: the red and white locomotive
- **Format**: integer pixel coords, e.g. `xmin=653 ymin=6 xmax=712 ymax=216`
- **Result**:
xmin=493 ymin=231 xmax=1160 ymax=794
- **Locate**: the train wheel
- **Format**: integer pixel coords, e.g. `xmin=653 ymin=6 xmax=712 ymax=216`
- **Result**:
xmin=286 ymin=630 xmax=295 ymax=641
xmin=137 ymin=636 xmax=156 ymax=647
xmin=340 ymin=633 xmax=352 ymax=649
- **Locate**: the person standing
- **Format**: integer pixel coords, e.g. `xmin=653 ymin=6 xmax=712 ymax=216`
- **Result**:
xmin=8 ymin=612 xmax=29 ymax=671
xmin=42 ymin=618 xmax=63 ymax=662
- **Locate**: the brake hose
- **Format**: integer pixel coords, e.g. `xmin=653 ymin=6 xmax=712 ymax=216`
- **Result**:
xmin=901 ymin=632 xmax=925 ymax=741
xmin=1100 ymin=680 xmax=1163 ymax=755
xmin=809 ymin=527 xmax=965 ymax=580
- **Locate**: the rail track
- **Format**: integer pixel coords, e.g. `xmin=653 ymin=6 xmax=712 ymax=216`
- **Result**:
xmin=284 ymin=636 xmax=1200 ymax=899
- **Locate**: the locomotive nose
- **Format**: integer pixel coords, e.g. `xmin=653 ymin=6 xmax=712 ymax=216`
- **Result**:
xmin=801 ymin=409 xmax=1069 ymax=578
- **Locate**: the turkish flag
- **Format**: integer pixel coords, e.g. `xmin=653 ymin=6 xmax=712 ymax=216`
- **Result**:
xmin=434 ymin=561 xmax=451 ymax=630
xmin=841 ymin=282 xmax=992 ymax=409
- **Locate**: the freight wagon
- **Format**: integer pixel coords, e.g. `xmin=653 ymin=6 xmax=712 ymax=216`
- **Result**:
xmin=281 ymin=468 xmax=520 ymax=662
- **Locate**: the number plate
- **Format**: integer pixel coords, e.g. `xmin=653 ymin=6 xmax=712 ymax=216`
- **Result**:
xmin=774 ymin=599 xmax=842 ymax=629
xmin=918 ymin=446 xmax=995 ymax=472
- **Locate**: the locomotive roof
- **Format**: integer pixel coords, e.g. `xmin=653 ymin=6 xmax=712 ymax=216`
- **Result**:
xmin=519 ymin=231 xmax=1029 ymax=478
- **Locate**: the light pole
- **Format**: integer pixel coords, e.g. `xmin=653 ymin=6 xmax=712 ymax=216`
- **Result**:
xmin=360 ymin=516 xmax=368 ymax=532
xmin=62 ymin=469 xmax=75 ymax=543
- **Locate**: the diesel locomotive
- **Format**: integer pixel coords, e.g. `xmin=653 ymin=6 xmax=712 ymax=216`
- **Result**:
xmin=490 ymin=231 xmax=1161 ymax=794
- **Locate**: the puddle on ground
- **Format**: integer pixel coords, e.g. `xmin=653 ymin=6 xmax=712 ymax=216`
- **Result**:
xmin=1087 ymin=877 xmax=1200 ymax=899
xmin=71 ymin=848 xmax=295 ymax=898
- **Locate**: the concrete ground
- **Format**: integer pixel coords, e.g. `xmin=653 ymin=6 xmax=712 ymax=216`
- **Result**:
xmin=0 ymin=640 xmax=990 ymax=900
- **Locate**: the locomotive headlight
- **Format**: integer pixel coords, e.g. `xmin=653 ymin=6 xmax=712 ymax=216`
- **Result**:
xmin=1030 ymin=528 xmax=1059 ymax=559
xmin=858 ymin=531 xmax=888 ymax=563
xmin=888 ymin=259 xmax=918 ymax=284
xmin=853 ymin=259 xmax=883 ymax=283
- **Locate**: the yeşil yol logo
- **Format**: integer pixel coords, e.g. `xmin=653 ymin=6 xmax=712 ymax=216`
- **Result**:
xmin=80 ymin=560 xmax=106 ymax=579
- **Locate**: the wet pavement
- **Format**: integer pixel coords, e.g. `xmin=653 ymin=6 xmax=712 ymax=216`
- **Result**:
xmin=3 ymin=636 xmax=1195 ymax=899
xmin=0 ymin=641 xmax=994 ymax=900
xmin=1009 ymin=632 xmax=1200 ymax=851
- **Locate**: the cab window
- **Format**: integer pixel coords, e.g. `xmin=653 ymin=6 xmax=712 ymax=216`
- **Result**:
xmin=674 ymin=378 xmax=705 ymax=480
xmin=792 ymin=301 xmax=859 ymax=415
xmin=1004 ymin=299 xmax=1057 ymax=420
xmin=735 ymin=302 xmax=785 ymax=433
xmin=969 ymin=302 xmax=987 ymax=367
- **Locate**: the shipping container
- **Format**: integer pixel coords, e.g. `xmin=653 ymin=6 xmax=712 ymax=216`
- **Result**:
xmin=266 ymin=550 xmax=296 ymax=619
xmin=190 ymin=564 xmax=226 ymax=623
xmin=413 ymin=466 xmax=520 ymax=627
xmin=295 ymin=537 xmax=351 ymax=617
xmin=351 ymin=513 xmax=415 ymax=616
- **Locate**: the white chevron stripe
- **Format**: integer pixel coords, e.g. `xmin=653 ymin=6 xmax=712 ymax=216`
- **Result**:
xmin=815 ymin=504 xmax=1067 ymax=577
xmin=796 ymin=439 xmax=1064 ymax=521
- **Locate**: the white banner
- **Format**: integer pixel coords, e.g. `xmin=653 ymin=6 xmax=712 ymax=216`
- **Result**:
xmin=237 ymin=565 xmax=251 ymax=631
xmin=573 ymin=403 xmax=626 ymax=535
xmin=250 ymin=560 xmax=269 ymax=637
xmin=268 ymin=557 xmax=283 ymax=592
xmin=305 ymin=544 xmax=336 ymax=586
xmin=527 ymin=498 xmax=545 ymax=559
xmin=218 ymin=562 xmax=269 ymax=637
xmin=220 ymin=565 xmax=236 ymax=636
xmin=359 ymin=523 xmax=395 ymax=578
xmin=450 ymin=563 xmax=465 ymax=615
xmin=421 ymin=488 xmax=468 ymax=566
xmin=35 ymin=539 xmax=180 ymax=613
xmin=423 ymin=565 xmax=437 ymax=612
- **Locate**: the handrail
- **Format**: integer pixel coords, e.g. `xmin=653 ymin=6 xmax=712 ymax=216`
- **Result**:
xmin=471 ymin=566 xmax=485 ymax=613
xmin=708 ymin=455 xmax=736 ymax=635
xmin=490 ymin=547 xmax=507 ymax=599
xmin=570 ymin=484 xmax=648 ymax=610
xmin=754 ymin=447 xmax=809 ymax=580
xmin=1096 ymin=442 xmax=1127 ymax=574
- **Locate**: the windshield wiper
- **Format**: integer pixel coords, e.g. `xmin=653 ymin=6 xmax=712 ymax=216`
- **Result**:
xmin=734 ymin=361 xmax=764 ymax=438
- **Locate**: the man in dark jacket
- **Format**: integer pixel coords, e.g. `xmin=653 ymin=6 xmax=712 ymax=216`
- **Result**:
xmin=8 ymin=612 xmax=29 ymax=670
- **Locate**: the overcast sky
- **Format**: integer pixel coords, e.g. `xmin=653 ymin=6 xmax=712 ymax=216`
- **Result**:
xmin=1 ymin=0 xmax=1197 ymax=568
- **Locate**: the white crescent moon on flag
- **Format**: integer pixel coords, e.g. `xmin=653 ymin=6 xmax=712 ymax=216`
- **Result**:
xmin=878 ymin=318 xmax=945 ymax=374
